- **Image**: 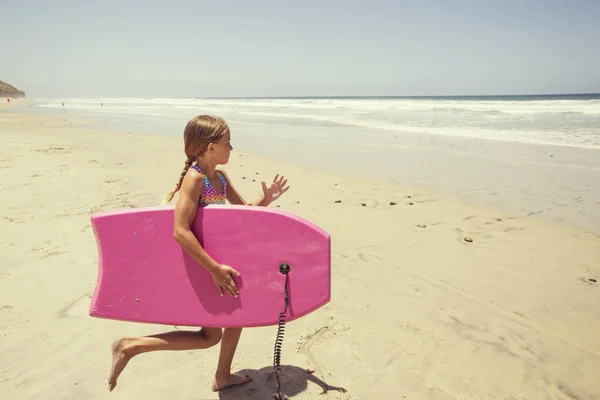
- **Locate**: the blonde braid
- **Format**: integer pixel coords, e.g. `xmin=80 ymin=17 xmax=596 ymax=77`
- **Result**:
xmin=162 ymin=114 xmax=229 ymax=205
xmin=164 ymin=156 xmax=195 ymax=203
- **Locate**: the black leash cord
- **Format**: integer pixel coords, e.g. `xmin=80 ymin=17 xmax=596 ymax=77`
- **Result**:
xmin=273 ymin=267 xmax=290 ymax=399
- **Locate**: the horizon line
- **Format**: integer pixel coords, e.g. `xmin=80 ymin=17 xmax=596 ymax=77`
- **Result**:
xmin=199 ymin=92 xmax=600 ymax=99
xmin=30 ymin=92 xmax=600 ymax=100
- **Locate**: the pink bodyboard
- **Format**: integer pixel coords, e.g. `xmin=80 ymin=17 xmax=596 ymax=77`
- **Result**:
xmin=89 ymin=205 xmax=331 ymax=328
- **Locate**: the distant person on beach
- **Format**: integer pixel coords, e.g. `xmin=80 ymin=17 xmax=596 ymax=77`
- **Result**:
xmin=107 ymin=114 xmax=290 ymax=392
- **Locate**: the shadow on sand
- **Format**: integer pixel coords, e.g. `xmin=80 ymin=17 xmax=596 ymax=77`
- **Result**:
xmin=217 ymin=364 xmax=347 ymax=399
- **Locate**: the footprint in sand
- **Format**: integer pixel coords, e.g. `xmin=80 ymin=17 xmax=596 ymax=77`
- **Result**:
xmin=503 ymin=227 xmax=525 ymax=232
xmin=56 ymin=293 xmax=93 ymax=319
xmin=39 ymin=250 xmax=66 ymax=259
xmin=31 ymin=246 xmax=67 ymax=259
xmin=2 ymin=216 xmax=24 ymax=224
xmin=555 ymin=381 xmax=585 ymax=400
xmin=36 ymin=146 xmax=71 ymax=154
xmin=90 ymin=198 xmax=136 ymax=213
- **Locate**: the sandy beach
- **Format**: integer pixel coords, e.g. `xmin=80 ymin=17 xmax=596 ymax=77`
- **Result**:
xmin=1 ymin=106 xmax=600 ymax=400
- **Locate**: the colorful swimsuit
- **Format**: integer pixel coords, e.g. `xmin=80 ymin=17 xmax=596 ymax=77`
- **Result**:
xmin=191 ymin=165 xmax=227 ymax=206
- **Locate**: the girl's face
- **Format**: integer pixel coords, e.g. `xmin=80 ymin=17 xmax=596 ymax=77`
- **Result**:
xmin=208 ymin=129 xmax=233 ymax=165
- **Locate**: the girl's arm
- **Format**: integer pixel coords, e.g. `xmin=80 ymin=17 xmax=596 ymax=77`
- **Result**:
xmin=173 ymin=169 xmax=240 ymax=297
xmin=173 ymin=171 xmax=218 ymax=271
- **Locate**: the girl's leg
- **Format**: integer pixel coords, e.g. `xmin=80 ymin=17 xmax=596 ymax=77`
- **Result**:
xmin=108 ymin=327 xmax=222 ymax=391
xmin=212 ymin=327 xmax=252 ymax=391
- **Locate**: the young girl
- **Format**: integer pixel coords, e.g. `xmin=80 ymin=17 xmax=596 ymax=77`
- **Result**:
xmin=108 ymin=115 xmax=290 ymax=392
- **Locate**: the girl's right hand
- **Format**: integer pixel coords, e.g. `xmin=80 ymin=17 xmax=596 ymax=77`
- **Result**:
xmin=211 ymin=264 xmax=241 ymax=297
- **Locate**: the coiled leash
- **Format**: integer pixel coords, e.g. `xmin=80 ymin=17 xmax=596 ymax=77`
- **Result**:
xmin=273 ymin=262 xmax=291 ymax=400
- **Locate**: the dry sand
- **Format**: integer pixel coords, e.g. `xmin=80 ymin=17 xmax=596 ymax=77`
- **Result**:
xmin=1 ymin=108 xmax=599 ymax=400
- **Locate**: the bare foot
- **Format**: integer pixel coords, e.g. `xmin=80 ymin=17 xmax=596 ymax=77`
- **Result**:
xmin=212 ymin=372 xmax=252 ymax=391
xmin=108 ymin=338 xmax=135 ymax=391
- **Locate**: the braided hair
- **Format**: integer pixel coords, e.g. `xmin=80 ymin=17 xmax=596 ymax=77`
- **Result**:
xmin=164 ymin=115 xmax=229 ymax=203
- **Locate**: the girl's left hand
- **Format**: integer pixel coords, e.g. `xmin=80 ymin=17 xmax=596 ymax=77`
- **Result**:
xmin=261 ymin=174 xmax=290 ymax=204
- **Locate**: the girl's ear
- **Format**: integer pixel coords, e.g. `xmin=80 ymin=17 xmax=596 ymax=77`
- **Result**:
xmin=208 ymin=142 xmax=215 ymax=152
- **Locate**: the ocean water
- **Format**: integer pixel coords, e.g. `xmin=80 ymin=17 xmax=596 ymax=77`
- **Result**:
xmin=35 ymin=94 xmax=600 ymax=149
xmin=30 ymin=95 xmax=600 ymax=233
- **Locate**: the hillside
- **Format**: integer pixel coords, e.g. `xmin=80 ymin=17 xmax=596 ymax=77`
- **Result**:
xmin=0 ymin=80 xmax=26 ymax=98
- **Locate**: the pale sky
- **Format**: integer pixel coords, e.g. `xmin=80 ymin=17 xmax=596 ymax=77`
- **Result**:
xmin=2 ymin=0 xmax=599 ymax=98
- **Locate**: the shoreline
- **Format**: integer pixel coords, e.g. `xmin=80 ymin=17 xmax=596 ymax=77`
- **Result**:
xmin=5 ymin=101 xmax=600 ymax=236
xmin=2 ymin=108 xmax=600 ymax=400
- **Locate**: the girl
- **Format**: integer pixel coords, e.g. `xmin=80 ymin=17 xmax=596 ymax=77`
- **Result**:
xmin=108 ymin=115 xmax=290 ymax=392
